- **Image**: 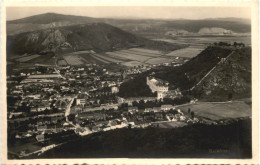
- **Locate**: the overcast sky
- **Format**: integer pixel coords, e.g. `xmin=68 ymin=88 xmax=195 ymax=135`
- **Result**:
xmin=6 ymin=6 xmax=251 ymax=21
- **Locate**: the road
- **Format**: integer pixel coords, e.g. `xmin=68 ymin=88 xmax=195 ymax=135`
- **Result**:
xmin=190 ymin=51 xmax=234 ymax=91
xmin=65 ymin=96 xmax=76 ymax=118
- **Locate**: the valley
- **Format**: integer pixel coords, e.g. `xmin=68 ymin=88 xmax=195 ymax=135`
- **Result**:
xmin=5 ymin=11 xmax=253 ymax=160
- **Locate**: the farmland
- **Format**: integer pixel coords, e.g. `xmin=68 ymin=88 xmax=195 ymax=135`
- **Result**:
xmin=177 ymin=101 xmax=251 ymax=120
xmin=166 ymin=47 xmax=204 ymax=58
xmin=63 ymin=54 xmax=84 ymax=66
xmin=60 ymin=47 xmax=188 ymax=68
xmin=15 ymin=54 xmax=41 ymax=62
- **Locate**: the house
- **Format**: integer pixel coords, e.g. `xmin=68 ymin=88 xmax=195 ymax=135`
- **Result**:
xmin=37 ymin=125 xmax=47 ymax=132
xmin=92 ymin=125 xmax=101 ymax=132
xmin=152 ymin=107 xmax=161 ymax=113
xmin=111 ymin=86 xmax=119 ymax=93
xmin=161 ymin=104 xmax=175 ymax=111
xmin=155 ymin=113 xmax=164 ymax=120
xmin=128 ymin=106 xmax=138 ymax=114
xmin=76 ymin=99 xmax=86 ymax=106
xmin=144 ymin=108 xmax=153 ymax=113
xmin=36 ymin=134 xmax=45 ymax=142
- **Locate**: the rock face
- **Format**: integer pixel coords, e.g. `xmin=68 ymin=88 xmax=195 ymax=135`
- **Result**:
xmin=198 ymin=27 xmax=233 ymax=35
xmin=193 ymin=47 xmax=251 ymax=101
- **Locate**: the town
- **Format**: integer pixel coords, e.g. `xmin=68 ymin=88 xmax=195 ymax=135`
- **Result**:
xmin=7 ymin=57 xmax=206 ymax=158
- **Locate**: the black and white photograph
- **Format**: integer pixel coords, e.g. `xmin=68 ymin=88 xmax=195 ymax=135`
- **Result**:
xmin=1 ymin=2 xmax=259 ymax=164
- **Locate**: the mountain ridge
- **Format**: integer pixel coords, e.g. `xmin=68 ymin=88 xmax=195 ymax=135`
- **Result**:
xmin=7 ymin=13 xmax=251 ymax=36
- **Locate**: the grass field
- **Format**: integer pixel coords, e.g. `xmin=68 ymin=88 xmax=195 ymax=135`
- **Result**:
xmin=166 ymin=47 xmax=204 ymax=58
xmin=57 ymin=59 xmax=68 ymax=66
xmin=177 ymin=101 xmax=251 ymax=120
xmin=121 ymin=61 xmax=145 ymax=67
xmin=146 ymin=57 xmax=170 ymax=65
xmin=63 ymin=54 xmax=84 ymax=66
xmin=16 ymin=54 xmax=41 ymax=62
xmin=62 ymin=46 xmax=186 ymax=67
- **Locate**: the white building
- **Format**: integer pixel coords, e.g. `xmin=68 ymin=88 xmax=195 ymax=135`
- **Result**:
xmin=146 ymin=76 xmax=169 ymax=99
xmin=76 ymin=99 xmax=86 ymax=106
xmin=111 ymin=86 xmax=119 ymax=93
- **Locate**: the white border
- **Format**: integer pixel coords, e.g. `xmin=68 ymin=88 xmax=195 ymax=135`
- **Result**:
xmin=1 ymin=1 xmax=259 ymax=164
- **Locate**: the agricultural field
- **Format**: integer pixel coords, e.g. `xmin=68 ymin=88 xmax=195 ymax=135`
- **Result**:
xmin=89 ymin=54 xmax=110 ymax=64
xmin=63 ymin=54 xmax=84 ymax=66
xmin=57 ymin=59 xmax=68 ymax=66
xmin=146 ymin=57 xmax=170 ymax=65
xmin=15 ymin=54 xmax=41 ymax=62
xmin=166 ymin=47 xmax=204 ymax=58
xmin=93 ymin=53 xmax=126 ymax=63
xmin=177 ymin=101 xmax=251 ymax=120
xmin=66 ymin=46 xmax=188 ymax=68
xmin=121 ymin=61 xmax=145 ymax=67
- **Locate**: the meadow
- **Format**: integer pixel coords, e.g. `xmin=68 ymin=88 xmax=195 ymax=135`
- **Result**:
xmin=15 ymin=54 xmax=41 ymax=62
xmin=166 ymin=47 xmax=204 ymax=58
xmin=177 ymin=101 xmax=251 ymax=120
xmin=63 ymin=54 xmax=84 ymax=66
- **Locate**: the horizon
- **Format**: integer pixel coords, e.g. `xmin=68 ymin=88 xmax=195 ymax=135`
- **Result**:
xmin=6 ymin=6 xmax=251 ymax=21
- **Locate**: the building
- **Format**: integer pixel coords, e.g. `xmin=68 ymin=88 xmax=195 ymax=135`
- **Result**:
xmin=76 ymin=99 xmax=86 ymax=106
xmin=36 ymin=134 xmax=45 ymax=142
xmin=111 ymin=86 xmax=119 ymax=93
xmin=128 ymin=106 xmax=138 ymax=114
xmin=28 ymin=74 xmax=62 ymax=79
xmin=161 ymin=104 xmax=175 ymax=111
xmin=146 ymin=76 xmax=169 ymax=99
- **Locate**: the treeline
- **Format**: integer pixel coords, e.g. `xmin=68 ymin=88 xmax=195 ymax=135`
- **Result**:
xmin=118 ymin=72 xmax=156 ymax=98
xmin=39 ymin=118 xmax=252 ymax=158
xmin=155 ymin=46 xmax=232 ymax=90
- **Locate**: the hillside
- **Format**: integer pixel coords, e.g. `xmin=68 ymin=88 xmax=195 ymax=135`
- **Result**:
xmin=119 ymin=45 xmax=251 ymax=101
xmin=7 ymin=23 xmax=184 ymax=55
xmin=38 ymin=119 xmax=251 ymax=158
xmin=7 ymin=13 xmax=251 ymax=36
xmin=192 ymin=47 xmax=251 ymax=101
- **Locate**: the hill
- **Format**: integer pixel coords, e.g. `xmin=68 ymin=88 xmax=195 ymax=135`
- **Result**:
xmin=7 ymin=23 xmax=184 ymax=55
xmin=119 ymin=45 xmax=251 ymax=101
xmin=38 ymin=119 xmax=251 ymax=158
xmin=7 ymin=13 xmax=251 ymax=36
xmin=192 ymin=47 xmax=251 ymax=101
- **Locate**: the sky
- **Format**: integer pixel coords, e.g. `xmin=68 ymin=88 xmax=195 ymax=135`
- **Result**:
xmin=6 ymin=6 xmax=251 ymax=21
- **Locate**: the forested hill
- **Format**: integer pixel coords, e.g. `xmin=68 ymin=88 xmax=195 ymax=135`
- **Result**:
xmin=155 ymin=46 xmax=232 ymax=90
xmin=7 ymin=23 xmax=185 ymax=55
xmin=192 ymin=47 xmax=251 ymax=101
xmin=119 ymin=45 xmax=251 ymax=101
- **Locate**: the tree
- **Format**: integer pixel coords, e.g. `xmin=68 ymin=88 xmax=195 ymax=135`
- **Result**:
xmin=228 ymin=93 xmax=233 ymax=101
xmin=191 ymin=111 xmax=195 ymax=119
